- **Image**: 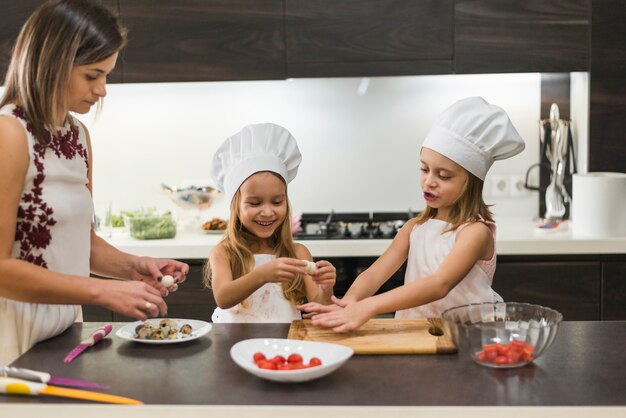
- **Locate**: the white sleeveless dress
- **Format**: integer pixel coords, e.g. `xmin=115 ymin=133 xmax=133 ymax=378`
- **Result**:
xmin=211 ymin=254 xmax=302 ymax=323
xmin=395 ymin=218 xmax=502 ymax=319
xmin=0 ymin=104 xmax=92 ymax=366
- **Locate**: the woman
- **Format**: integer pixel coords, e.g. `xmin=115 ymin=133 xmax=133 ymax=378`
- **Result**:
xmin=0 ymin=0 xmax=188 ymax=365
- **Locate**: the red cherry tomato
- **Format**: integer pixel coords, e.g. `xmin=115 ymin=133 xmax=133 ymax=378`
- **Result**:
xmin=287 ymin=353 xmax=303 ymax=364
xmin=270 ymin=355 xmax=286 ymax=365
xmin=257 ymin=360 xmax=277 ymax=370
xmin=308 ymin=357 xmax=322 ymax=367
xmin=253 ymin=352 xmax=266 ymax=364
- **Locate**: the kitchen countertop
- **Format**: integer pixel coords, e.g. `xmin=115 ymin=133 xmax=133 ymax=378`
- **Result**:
xmin=2 ymin=322 xmax=625 ymax=417
xmin=104 ymin=216 xmax=626 ymax=259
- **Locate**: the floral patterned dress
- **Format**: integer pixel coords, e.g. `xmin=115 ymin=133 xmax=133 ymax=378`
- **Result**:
xmin=0 ymin=104 xmax=92 ymax=365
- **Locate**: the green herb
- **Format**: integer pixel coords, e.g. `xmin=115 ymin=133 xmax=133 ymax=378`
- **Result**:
xmin=124 ymin=209 xmax=177 ymax=240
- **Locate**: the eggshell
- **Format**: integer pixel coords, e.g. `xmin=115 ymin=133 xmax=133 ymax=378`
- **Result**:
xmin=161 ymin=275 xmax=175 ymax=288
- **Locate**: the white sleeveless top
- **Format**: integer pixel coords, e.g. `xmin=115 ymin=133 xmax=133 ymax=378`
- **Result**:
xmin=395 ymin=218 xmax=502 ymax=319
xmin=0 ymin=105 xmax=92 ymax=366
xmin=211 ymin=254 xmax=302 ymax=323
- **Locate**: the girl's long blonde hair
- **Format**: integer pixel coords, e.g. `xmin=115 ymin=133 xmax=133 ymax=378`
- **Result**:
xmin=417 ymin=172 xmax=493 ymax=230
xmin=204 ymin=177 xmax=306 ymax=306
xmin=0 ymin=0 xmax=127 ymax=143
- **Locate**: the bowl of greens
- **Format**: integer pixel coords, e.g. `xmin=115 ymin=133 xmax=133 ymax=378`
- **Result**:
xmin=123 ymin=209 xmax=177 ymax=240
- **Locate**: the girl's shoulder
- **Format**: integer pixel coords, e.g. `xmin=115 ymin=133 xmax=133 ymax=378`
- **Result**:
xmin=293 ymin=242 xmax=313 ymax=259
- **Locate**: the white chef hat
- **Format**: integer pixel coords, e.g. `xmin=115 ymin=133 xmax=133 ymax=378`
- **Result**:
xmin=211 ymin=123 xmax=302 ymax=203
xmin=421 ymin=97 xmax=525 ymax=180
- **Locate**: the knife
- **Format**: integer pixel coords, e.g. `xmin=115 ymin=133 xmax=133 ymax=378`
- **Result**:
xmin=0 ymin=377 xmax=142 ymax=405
xmin=0 ymin=367 xmax=108 ymax=389
xmin=63 ymin=324 xmax=113 ymax=364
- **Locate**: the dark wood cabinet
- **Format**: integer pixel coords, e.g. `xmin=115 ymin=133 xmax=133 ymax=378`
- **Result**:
xmin=589 ymin=0 xmax=626 ymax=173
xmin=119 ymin=0 xmax=285 ymax=82
xmin=454 ymin=0 xmax=590 ymax=74
xmin=601 ymin=257 xmax=626 ymax=320
xmin=285 ymin=0 xmax=453 ymax=78
xmin=0 ymin=0 xmax=123 ymax=85
xmin=493 ymin=255 xmax=601 ymax=321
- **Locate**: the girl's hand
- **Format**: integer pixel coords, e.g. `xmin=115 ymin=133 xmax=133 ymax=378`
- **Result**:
xmin=306 ymin=259 xmax=336 ymax=291
xmin=310 ymin=298 xmax=375 ymax=333
xmin=298 ymin=295 xmax=349 ymax=318
xmin=131 ymin=257 xmax=190 ymax=296
xmin=256 ymin=257 xmax=307 ymax=285
xmin=97 ymin=279 xmax=168 ymax=320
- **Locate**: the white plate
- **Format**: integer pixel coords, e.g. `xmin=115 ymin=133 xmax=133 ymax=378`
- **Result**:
xmin=230 ymin=338 xmax=353 ymax=383
xmin=115 ymin=318 xmax=212 ymax=344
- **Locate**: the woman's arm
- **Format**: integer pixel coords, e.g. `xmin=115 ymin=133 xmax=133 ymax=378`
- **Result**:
xmin=0 ymin=116 xmax=167 ymax=319
xmin=312 ymin=221 xmax=493 ymax=332
xmin=82 ymin=122 xmax=188 ymax=288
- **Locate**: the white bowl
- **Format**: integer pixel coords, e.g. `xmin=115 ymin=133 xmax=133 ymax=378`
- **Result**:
xmin=230 ymin=338 xmax=353 ymax=383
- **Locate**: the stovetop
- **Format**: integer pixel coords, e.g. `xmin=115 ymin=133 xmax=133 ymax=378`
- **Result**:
xmin=293 ymin=211 xmax=416 ymax=240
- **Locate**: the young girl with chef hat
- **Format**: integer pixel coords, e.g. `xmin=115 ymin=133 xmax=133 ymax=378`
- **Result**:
xmin=299 ymin=97 xmax=525 ymax=332
xmin=205 ymin=123 xmax=336 ymax=322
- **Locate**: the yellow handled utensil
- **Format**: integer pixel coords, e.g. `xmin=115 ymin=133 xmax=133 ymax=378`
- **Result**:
xmin=0 ymin=377 xmax=143 ymax=405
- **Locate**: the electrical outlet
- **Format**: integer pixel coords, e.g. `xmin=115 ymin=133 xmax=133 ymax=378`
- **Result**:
xmin=509 ymin=174 xmax=529 ymax=197
xmin=491 ymin=175 xmax=510 ymax=197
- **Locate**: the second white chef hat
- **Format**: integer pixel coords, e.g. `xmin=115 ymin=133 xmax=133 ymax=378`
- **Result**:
xmin=422 ymin=96 xmax=525 ymax=180
xmin=211 ymin=123 xmax=302 ymax=203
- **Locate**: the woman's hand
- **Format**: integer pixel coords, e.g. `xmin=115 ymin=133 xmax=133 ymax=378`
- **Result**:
xmin=309 ymin=298 xmax=376 ymax=333
xmin=96 ymin=279 xmax=168 ymax=320
xmin=131 ymin=257 xmax=189 ymax=296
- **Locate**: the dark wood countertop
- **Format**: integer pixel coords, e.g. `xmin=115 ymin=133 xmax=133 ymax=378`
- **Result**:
xmin=3 ymin=321 xmax=626 ymax=406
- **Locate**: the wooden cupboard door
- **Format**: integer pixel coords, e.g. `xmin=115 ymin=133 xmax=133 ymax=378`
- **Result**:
xmin=119 ymin=0 xmax=285 ymax=82
xmin=589 ymin=0 xmax=626 ymax=173
xmin=602 ymin=261 xmax=626 ymax=320
xmin=0 ymin=1 xmax=39 ymax=82
xmin=455 ymin=0 xmax=590 ymax=74
xmin=493 ymin=257 xmax=601 ymax=321
xmin=285 ymin=0 xmax=453 ymax=77
xmin=0 ymin=1 xmax=122 ymax=84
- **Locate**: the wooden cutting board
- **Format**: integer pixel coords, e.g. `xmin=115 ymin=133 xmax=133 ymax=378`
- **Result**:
xmin=288 ymin=318 xmax=457 ymax=355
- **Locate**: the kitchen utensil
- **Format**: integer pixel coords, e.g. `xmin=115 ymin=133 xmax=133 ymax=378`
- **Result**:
xmin=230 ymin=338 xmax=353 ymax=383
xmin=115 ymin=318 xmax=212 ymax=344
xmin=441 ymin=302 xmax=563 ymax=368
xmin=0 ymin=377 xmax=142 ymax=405
xmin=287 ymin=318 xmax=456 ymax=354
xmin=0 ymin=367 xmax=108 ymax=390
xmin=63 ymin=324 xmax=112 ymax=363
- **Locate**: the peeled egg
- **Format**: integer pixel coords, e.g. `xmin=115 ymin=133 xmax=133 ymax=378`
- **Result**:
xmin=301 ymin=260 xmax=317 ymax=274
xmin=161 ymin=275 xmax=175 ymax=288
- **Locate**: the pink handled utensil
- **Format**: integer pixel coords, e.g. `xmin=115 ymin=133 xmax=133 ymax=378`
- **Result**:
xmin=63 ymin=324 xmax=113 ymax=364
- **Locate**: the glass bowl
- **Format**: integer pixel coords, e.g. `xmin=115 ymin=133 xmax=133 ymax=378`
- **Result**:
xmin=123 ymin=211 xmax=177 ymax=240
xmin=441 ymin=302 xmax=563 ymax=368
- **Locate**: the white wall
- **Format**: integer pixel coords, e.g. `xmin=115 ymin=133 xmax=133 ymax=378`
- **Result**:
xmin=5 ymin=73 xmax=589 ymax=221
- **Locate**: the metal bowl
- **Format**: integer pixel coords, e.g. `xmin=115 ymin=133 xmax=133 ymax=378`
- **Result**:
xmin=162 ymin=183 xmax=223 ymax=210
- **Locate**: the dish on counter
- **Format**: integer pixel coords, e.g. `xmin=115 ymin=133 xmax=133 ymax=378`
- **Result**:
xmin=230 ymin=338 xmax=353 ymax=382
xmin=116 ymin=318 xmax=211 ymax=344
xmin=201 ymin=217 xmax=227 ymax=234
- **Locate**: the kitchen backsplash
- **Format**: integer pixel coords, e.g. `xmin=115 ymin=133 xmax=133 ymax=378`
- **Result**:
xmin=1 ymin=73 xmax=589 ymax=221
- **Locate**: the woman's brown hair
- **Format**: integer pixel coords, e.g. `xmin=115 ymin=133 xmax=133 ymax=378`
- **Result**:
xmin=0 ymin=0 xmax=127 ymax=143
xmin=416 ymin=171 xmax=494 ymax=231
xmin=203 ymin=174 xmax=306 ymax=306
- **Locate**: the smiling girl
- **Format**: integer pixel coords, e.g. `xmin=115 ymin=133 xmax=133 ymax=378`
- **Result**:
xmin=205 ymin=123 xmax=335 ymax=322
xmin=299 ymin=97 xmax=525 ymax=332
xmin=0 ymin=0 xmax=188 ymax=365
